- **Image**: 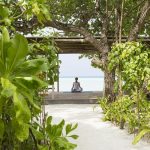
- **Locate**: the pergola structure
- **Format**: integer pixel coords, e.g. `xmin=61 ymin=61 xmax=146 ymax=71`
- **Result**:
xmin=27 ymin=36 xmax=150 ymax=98
xmin=27 ymin=36 xmax=150 ymax=54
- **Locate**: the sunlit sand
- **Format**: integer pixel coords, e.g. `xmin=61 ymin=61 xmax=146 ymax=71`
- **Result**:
xmin=45 ymin=104 xmax=150 ymax=150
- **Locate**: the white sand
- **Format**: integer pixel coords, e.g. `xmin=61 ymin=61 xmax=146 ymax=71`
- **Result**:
xmin=45 ymin=104 xmax=150 ymax=150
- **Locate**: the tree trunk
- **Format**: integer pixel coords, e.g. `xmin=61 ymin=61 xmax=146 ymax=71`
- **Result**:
xmin=104 ymin=69 xmax=116 ymax=102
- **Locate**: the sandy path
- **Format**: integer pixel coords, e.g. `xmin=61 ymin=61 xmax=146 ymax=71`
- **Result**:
xmin=45 ymin=104 xmax=150 ymax=150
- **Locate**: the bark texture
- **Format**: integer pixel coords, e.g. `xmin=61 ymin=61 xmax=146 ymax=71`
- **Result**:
xmin=104 ymin=70 xmax=116 ymax=102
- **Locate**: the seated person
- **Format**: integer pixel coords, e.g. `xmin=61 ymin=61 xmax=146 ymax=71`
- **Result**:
xmin=71 ymin=77 xmax=83 ymax=92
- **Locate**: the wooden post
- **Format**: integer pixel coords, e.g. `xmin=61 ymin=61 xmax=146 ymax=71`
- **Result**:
xmin=52 ymin=84 xmax=55 ymax=99
xmin=57 ymin=54 xmax=60 ymax=92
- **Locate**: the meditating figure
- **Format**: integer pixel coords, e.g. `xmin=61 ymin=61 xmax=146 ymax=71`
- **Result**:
xmin=71 ymin=77 xmax=83 ymax=92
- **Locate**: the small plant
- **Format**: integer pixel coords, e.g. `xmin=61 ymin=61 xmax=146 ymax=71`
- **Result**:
xmin=99 ymin=95 xmax=150 ymax=144
xmin=103 ymin=42 xmax=150 ymax=144
xmin=44 ymin=116 xmax=78 ymax=150
xmin=132 ymin=127 xmax=150 ymax=145
xmin=98 ymin=97 xmax=109 ymax=113
xmin=24 ymin=116 xmax=78 ymax=150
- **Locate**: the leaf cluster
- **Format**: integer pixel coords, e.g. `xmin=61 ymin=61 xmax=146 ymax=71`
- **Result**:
xmin=29 ymin=38 xmax=60 ymax=85
xmin=108 ymin=42 xmax=150 ymax=91
xmin=98 ymin=95 xmax=150 ymax=144
xmin=0 ymin=27 xmax=78 ymax=149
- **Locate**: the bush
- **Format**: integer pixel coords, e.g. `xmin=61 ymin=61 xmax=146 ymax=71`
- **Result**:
xmin=98 ymin=95 xmax=150 ymax=144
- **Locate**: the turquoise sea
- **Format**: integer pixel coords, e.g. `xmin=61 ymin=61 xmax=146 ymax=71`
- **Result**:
xmin=54 ymin=77 xmax=104 ymax=92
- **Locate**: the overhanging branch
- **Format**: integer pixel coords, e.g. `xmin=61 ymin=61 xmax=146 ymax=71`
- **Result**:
xmin=45 ymin=20 xmax=105 ymax=53
xmin=128 ymin=0 xmax=150 ymax=41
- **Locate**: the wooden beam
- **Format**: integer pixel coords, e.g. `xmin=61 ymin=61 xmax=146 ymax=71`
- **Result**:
xmin=27 ymin=36 xmax=150 ymax=54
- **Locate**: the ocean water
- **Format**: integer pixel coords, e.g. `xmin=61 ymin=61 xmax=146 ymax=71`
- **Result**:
xmin=54 ymin=77 xmax=104 ymax=92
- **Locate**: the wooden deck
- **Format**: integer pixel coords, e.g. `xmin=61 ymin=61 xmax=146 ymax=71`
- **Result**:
xmin=44 ymin=91 xmax=103 ymax=104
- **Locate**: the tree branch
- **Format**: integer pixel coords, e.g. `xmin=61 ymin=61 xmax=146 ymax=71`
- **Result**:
xmin=44 ymin=20 xmax=106 ymax=53
xmin=123 ymin=0 xmax=145 ymax=18
xmin=99 ymin=0 xmax=109 ymax=63
xmin=128 ymin=0 xmax=150 ymax=41
xmin=91 ymin=56 xmax=105 ymax=69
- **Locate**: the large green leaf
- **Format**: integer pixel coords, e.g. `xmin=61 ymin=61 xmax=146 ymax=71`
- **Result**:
xmin=12 ymin=92 xmax=30 ymax=141
xmin=0 ymin=6 xmax=9 ymax=18
xmin=14 ymin=76 xmax=48 ymax=90
xmin=0 ymin=27 xmax=10 ymax=66
xmin=12 ymin=79 xmax=41 ymax=111
xmin=2 ymin=26 xmax=10 ymax=44
xmin=30 ymin=126 xmax=44 ymax=140
xmin=13 ymin=92 xmax=31 ymax=124
xmin=7 ymin=34 xmax=28 ymax=73
xmin=14 ymin=58 xmax=48 ymax=76
xmin=13 ymin=120 xmax=29 ymax=142
xmin=1 ymin=77 xmax=16 ymax=97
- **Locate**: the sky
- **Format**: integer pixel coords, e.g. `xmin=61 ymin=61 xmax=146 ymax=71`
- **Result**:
xmin=59 ymin=54 xmax=104 ymax=77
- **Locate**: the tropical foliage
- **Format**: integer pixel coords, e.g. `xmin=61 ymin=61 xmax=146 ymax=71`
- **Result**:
xmin=99 ymin=95 xmax=150 ymax=144
xmin=29 ymin=38 xmax=60 ymax=85
xmin=99 ymin=42 xmax=150 ymax=144
xmin=0 ymin=1 xmax=78 ymax=149
xmin=108 ymin=42 xmax=150 ymax=93
xmin=0 ymin=26 xmax=43 ymax=148
xmin=0 ymin=27 xmax=78 ymax=149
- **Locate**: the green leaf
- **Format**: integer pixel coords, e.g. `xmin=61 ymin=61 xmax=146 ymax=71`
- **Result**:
xmin=46 ymin=116 xmax=52 ymax=125
xmin=32 ymin=3 xmax=40 ymax=15
xmin=13 ymin=92 xmax=31 ymax=124
xmin=22 ymin=90 xmax=41 ymax=110
xmin=0 ymin=27 xmax=11 ymax=65
xmin=15 ymin=58 xmax=48 ymax=76
xmin=2 ymin=27 xmax=10 ymax=43
xmin=132 ymin=128 xmax=150 ymax=145
xmin=0 ymin=6 xmax=9 ymax=18
xmin=31 ymin=127 xmax=44 ymax=140
xmin=0 ymin=119 xmax=4 ymax=139
xmin=69 ymin=135 xmax=79 ymax=139
xmin=13 ymin=78 xmax=41 ymax=111
xmin=66 ymin=123 xmax=78 ymax=135
xmin=55 ymin=137 xmax=77 ymax=149
xmin=41 ymin=5 xmax=51 ymax=20
xmin=71 ymin=123 xmax=78 ymax=131
xmin=1 ymin=78 xmax=16 ymax=97
xmin=3 ymin=18 xmax=11 ymax=26
xmin=15 ymin=122 xmax=29 ymax=142
xmin=15 ymin=76 xmax=48 ymax=90
xmin=66 ymin=124 xmax=72 ymax=135
xmin=7 ymin=34 xmax=28 ymax=72
xmin=38 ymin=145 xmax=49 ymax=150
xmin=56 ymin=120 xmax=65 ymax=136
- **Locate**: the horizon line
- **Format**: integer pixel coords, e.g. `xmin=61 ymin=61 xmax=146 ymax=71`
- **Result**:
xmin=59 ymin=76 xmax=104 ymax=78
